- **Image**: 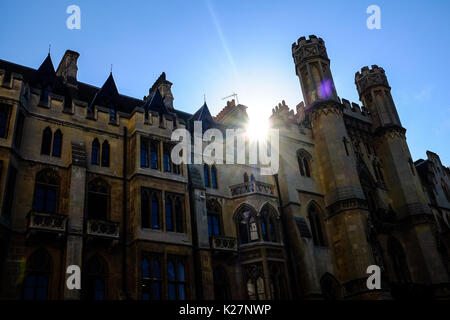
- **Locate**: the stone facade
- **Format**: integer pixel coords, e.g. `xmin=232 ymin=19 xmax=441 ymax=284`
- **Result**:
xmin=0 ymin=35 xmax=449 ymax=300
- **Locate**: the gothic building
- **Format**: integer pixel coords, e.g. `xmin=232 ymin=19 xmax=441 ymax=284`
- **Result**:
xmin=0 ymin=35 xmax=449 ymax=300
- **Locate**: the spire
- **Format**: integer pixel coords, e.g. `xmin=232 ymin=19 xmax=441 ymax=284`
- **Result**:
xmin=33 ymin=53 xmax=56 ymax=87
xmin=143 ymin=88 xmax=171 ymax=115
xmin=89 ymin=73 xmax=119 ymax=109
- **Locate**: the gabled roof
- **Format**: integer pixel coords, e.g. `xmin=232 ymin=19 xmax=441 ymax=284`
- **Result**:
xmin=142 ymin=88 xmax=173 ymax=116
xmin=33 ymin=54 xmax=56 ymax=87
xmin=89 ymin=73 xmax=119 ymax=109
xmin=190 ymin=102 xmax=218 ymax=132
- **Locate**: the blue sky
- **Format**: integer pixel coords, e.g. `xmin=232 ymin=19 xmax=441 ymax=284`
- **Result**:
xmin=1 ymin=0 xmax=449 ymax=165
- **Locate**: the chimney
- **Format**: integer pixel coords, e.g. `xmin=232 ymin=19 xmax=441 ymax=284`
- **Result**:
xmin=56 ymin=50 xmax=80 ymax=86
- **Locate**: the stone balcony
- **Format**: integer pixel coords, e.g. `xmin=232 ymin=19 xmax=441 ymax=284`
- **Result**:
xmin=26 ymin=211 xmax=67 ymax=240
xmin=230 ymin=181 xmax=275 ymax=198
xmin=86 ymin=219 xmax=120 ymax=240
xmin=211 ymin=235 xmax=237 ymax=252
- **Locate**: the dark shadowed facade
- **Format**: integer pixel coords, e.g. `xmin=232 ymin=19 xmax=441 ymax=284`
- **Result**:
xmin=0 ymin=35 xmax=449 ymax=300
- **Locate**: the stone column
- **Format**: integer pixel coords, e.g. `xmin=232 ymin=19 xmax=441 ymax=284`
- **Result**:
xmin=64 ymin=141 xmax=86 ymax=300
xmin=188 ymin=166 xmax=214 ymax=299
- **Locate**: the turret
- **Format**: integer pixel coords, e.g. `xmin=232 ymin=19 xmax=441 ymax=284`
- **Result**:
xmin=292 ymin=35 xmax=339 ymax=107
xmin=355 ymin=65 xmax=401 ymax=130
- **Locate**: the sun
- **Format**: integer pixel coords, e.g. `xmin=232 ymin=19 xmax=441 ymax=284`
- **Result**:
xmin=245 ymin=114 xmax=270 ymax=142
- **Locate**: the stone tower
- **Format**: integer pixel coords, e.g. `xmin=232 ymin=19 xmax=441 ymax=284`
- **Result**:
xmin=355 ymin=66 xmax=449 ymax=286
xmin=292 ymin=35 xmax=377 ymax=298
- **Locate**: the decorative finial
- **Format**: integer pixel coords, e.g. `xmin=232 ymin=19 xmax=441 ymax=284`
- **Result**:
xmin=48 ymin=44 xmax=51 ymax=56
xmin=110 ymin=64 xmax=113 ymax=74
xmin=204 ymin=94 xmax=206 ymax=104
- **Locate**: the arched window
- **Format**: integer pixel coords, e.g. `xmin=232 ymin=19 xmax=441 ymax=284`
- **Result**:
xmin=388 ymin=237 xmax=411 ymax=283
xmin=142 ymin=255 xmax=162 ymax=300
xmin=245 ymin=264 xmax=265 ymax=300
xmin=297 ymin=150 xmax=312 ymax=177
xmin=23 ymin=250 xmax=51 ymax=300
xmin=85 ymin=255 xmax=107 ymax=300
xmin=308 ymin=203 xmax=326 ymax=246
xmin=40 ymin=127 xmax=52 ymax=155
xmin=0 ymin=103 xmax=9 ymax=138
xmin=101 ymin=140 xmax=110 ymax=167
xmin=52 ymin=129 xmax=62 ymax=157
xmin=204 ymin=164 xmax=210 ymax=188
xmin=166 ymin=194 xmax=174 ymax=232
xmin=260 ymin=205 xmax=278 ymax=242
xmin=33 ymin=169 xmax=59 ymax=214
xmin=269 ymin=264 xmax=286 ymax=300
xmin=243 ymin=172 xmax=249 ymax=183
xmin=87 ymin=178 xmax=110 ymax=220
xmin=303 ymin=158 xmax=310 ymax=177
xmin=298 ymin=155 xmax=305 ymax=176
xmin=91 ymin=139 xmax=100 ymax=165
xmin=213 ymin=267 xmax=230 ymax=300
xmin=237 ymin=207 xmax=259 ymax=245
xmin=168 ymin=259 xmax=186 ymax=300
xmin=211 ymin=165 xmax=218 ymax=189
xmin=207 ymin=200 xmax=221 ymax=237
xmin=141 ymin=189 xmax=160 ymax=229
xmin=320 ymin=273 xmax=343 ymax=300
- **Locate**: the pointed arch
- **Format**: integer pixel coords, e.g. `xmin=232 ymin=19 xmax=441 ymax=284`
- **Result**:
xmin=91 ymin=138 xmax=100 ymax=165
xmin=101 ymin=140 xmax=110 ymax=167
xmin=234 ymin=203 xmax=259 ymax=245
xmin=40 ymin=127 xmax=52 ymax=155
xmin=23 ymin=249 xmax=52 ymax=300
xmin=87 ymin=177 xmax=110 ymax=220
xmin=52 ymin=129 xmax=62 ymax=157
xmin=320 ymin=273 xmax=343 ymax=300
xmin=260 ymin=203 xmax=279 ymax=243
xmin=297 ymin=149 xmax=313 ymax=178
xmin=85 ymin=254 xmax=107 ymax=300
xmin=33 ymin=168 xmax=60 ymax=213
xmin=307 ymin=201 xmax=326 ymax=246
xmin=207 ymin=199 xmax=222 ymax=237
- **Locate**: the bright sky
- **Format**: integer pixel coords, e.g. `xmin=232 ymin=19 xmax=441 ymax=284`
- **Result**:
xmin=1 ymin=0 xmax=449 ymax=165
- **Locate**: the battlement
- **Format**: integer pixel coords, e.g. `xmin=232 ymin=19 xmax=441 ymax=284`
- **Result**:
xmin=292 ymin=35 xmax=325 ymax=49
xmin=292 ymin=35 xmax=328 ymax=65
xmin=341 ymin=98 xmax=369 ymax=119
xmin=355 ymin=65 xmax=389 ymax=95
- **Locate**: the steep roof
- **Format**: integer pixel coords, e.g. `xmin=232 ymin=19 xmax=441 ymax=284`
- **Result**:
xmin=0 ymin=54 xmax=189 ymax=117
xmin=142 ymin=88 xmax=174 ymax=116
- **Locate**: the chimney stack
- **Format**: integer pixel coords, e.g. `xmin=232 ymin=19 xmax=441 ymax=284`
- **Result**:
xmin=56 ymin=50 xmax=80 ymax=86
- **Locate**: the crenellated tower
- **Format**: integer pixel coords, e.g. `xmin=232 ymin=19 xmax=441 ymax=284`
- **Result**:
xmin=355 ymin=66 xmax=449 ymax=286
xmin=292 ymin=35 xmax=339 ymax=108
xmin=292 ymin=36 xmax=377 ymax=298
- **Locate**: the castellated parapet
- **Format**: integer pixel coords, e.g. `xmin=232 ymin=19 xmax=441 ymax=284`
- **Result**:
xmin=292 ymin=35 xmax=328 ymax=66
xmin=355 ymin=65 xmax=390 ymax=96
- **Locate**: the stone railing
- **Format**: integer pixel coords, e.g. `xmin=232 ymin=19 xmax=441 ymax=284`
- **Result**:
xmin=27 ymin=211 xmax=67 ymax=234
xmin=230 ymin=181 xmax=275 ymax=197
xmin=211 ymin=235 xmax=237 ymax=252
xmin=87 ymin=219 xmax=120 ymax=239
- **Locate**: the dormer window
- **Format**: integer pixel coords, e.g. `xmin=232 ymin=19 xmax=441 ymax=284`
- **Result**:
xmin=109 ymin=108 xmax=116 ymax=123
